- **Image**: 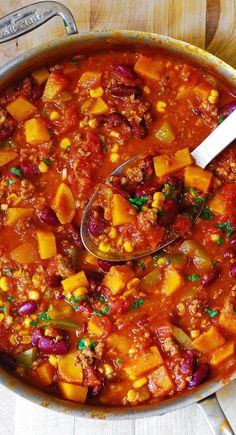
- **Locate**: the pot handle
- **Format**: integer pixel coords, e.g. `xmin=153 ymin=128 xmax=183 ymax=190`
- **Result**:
xmin=0 ymin=1 xmax=78 ymax=43
xmin=198 ymin=393 xmax=234 ymax=435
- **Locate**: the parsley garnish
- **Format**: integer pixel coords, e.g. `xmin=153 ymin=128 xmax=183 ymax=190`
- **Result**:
xmin=200 ymin=207 xmax=213 ymax=220
xmin=30 ymin=320 xmax=38 ymax=327
xmin=10 ymin=167 xmax=23 ymax=177
xmin=69 ymin=296 xmax=86 ymax=303
xmin=116 ymin=358 xmax=124 ymax=364
xmin=181 ymin=211 xmax=194 ymax=220
xmin=77 ymin=338 xmax=86 ymax=350
xmin=187 ymin=274 xmax=200 ymax=281
xmin=2 ymin=267 xmax=16 ymax=276
xmin=129 ymin=196 xmax=148 ymax=210
xmin=216 ymin=237 xmax=224 ymax=245
xmin=90 ymin=341 xmax=97 ymax=351
xmin=38 ymin=312 xmax=51 ymax=321
xmin=163 ymin=183 xmax=176 ymax=200
xmin=43 ymin=157 xmax=53 ymax=166
xmin=219 ymin=116 xmax=225 ymax=124
xmin=186 ymin=187 xmax=207 ymax=212
xmin=93 ymin=306 xmax=110 ymax=316
xmin=216 ymin=221 xmax=233 ymax=237
xmin=7 ymin=296 xmax=14 ymax=302
xmin=0 ymin=306 xmax=6 ymax=313
xmin=205 ymin=307 xmax=219 ymax=318
xmin=131 ymin=298 xmax=143 ymax=309
xmin=8 ymin=178 xmax=14 ymax=186
xmin=139 ymin=262 xmax=146 ymax=271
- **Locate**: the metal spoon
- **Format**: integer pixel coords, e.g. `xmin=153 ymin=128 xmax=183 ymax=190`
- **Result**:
xmin=81 ymin=109 xmax=236 ymax=261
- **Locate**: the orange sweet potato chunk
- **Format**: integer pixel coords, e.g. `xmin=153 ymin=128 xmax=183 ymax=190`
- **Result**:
xmin=0 ymin=151 xmax=18 ymax=167
xmin=207 ymin=342 xmax=234 ymax=366
xmin=219 ymin=311 xmax=236 ymax=335
xmin=36 ymin=230 xmax=57 ymax=260
xmin=58 ymin=352 xmax=83 ymax=383
xmin=162 ymin=265 xmax=183 ymax=296
xmin=153 ymin=147 xmax=193 ymax=178
xmin=184 ymin=166 xmax=212 ymax=193
xmin=148 ymin=365 xmax=174 ymax=397
xmin=6 ymin=96 xmax=36 ymax=121
xmin=53 ymin=183 xmax=76 ymax=224
xmin=112 ymin=193 xmax=137 ymax=226
xmin=125 ymin=346 xmax=163 ymax=378
xmin=43 ymin=71 xmax=68 ymax=101
xmin=134 ymin=55 xmax=164 ymax=81
xmin=36 ymin=362 xmax=55 ymax=386
xmin=58 ymin=382 xmax=88 ymax=403
xmin=6 ymin=207 xmax=34 ymax=226
xmin=102 ymin=265 xmax=135 ymax=295
xmin=10 ymin=240 xmax=39 ymax=264
xmin=192 ymin=326 xmax=225 ymax=353
xmin=24 ymin=118 xmax=50 ymax=145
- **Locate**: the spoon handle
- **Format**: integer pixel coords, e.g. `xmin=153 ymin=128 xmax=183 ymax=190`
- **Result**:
xmin=191 ymin=110 xmax=236 ymax=169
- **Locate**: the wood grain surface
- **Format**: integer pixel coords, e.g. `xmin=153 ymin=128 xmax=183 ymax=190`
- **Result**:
xmin=0 ymin=1 xmax=235 ymax=435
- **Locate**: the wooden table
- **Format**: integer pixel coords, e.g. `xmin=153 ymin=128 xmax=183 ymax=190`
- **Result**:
xmin=0 ymin=1 xmax=236 ymax=434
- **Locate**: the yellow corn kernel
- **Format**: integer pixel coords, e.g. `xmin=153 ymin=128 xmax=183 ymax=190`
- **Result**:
xmin=133 ymin=377 xmax=148 ymax=388
xmin=5 ymin=315 xmax=13 ymax=325
xmin=28 ymin=290 xmax=40 ymax=301
xmin=103 ymin=363 xmax=113 ymax=376
xmin=142 ymin=205 xmax=149 ymax=212
xmin=127 ymin=389 xmax=139 ymax=403
xmin=38 ymin=161 xmax=49 ymax=173
xmin=32 ymin=274 xmax=40 ymax=286
xmin=127 ymin=277 xmax=140 ymax=291
xmin=110 ymin=131 xmax=119 ymax=138
xmin=60 ymin=137 xmax=71 ymax=149
xmin=156 ymin=100 xmax=167 ymax=112
xmin=88 ymin=118 xmax=99 ymax=129
xmin=214 ymin=177 xmax=221 ymax=186
xmin=0 ymin=277 xmax=8 ymax=292
xmin=1 ymin=204 xmax=8 ymax=211
xmin=0 ymin=313 xmax=5 ymax=322
xmin=50 ymin=111 xmax=60 ymax=121
xmin=90 ymin=86 xmax=104 ymax=98
xmin=211 ymin=233 xmax=220 ymax=242
xmin=190 ymin=329 xmax=200 ymax=339
xmin=20 ymin=336 xmax=32 ymax=344
xmin=123 ymin=241 xmax=134 ymax=253
xmin=208 ymin=90 xmax=219 ymax=104
xmin=111 ymin=144 xmax=119 ymax=152
xmin=157 ymin=257 xmax=166 ymax=266
xmin=79 ymin=120 xmax=85 ymax=128
xmin=129 ymin=346 xmax=136 ymax=355
xmin=73 ymin=287 xmax=88 ymax=298
xmin=211 ymin=89 xmax=219 ymax=97
xmin=123 ymin=288 xmax=135 ymax=297
xmin=24 ymin=317 xmax=32 ymax=328
xmin=109 ymin=227 xmax=118 ymax=239
xmin=176 ymin=303 xmax=186 ymax=316
xmin=10 ymin=334 xmax=17 ymax=345
xmin=143 ymin=86 xmax=150 ymax=94
xmin=117 ymin=236 xmax=123 ymax=246
xmin=110 ymin=153 xmax=119 ymax=163
xmin=44 ymin=328 xmax=51 ymax=336
xmin=49 ymin=355 xmax=58 ymax=366
xmin=98 ymin=242 xmax=111 ymax=253
xmin=0 ymin=299 xmax=3 ymax=307
xmin=152 ymin=192 xmax=165 ymax=210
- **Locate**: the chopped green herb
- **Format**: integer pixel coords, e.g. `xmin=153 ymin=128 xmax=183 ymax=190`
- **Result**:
xmin=69 ymin=296 xmax=86 ymax=303
xmin=8 ymin=178 xmax=14 ymax=186
xmin=77 ymin=338 xmax=86 ymax=350
xmin=139 ymin=262 xmax=146 ymax=271
xmin=72 ymin=305 xmax=79 ymax=311
xmin=216 ymin=237 xmax=224 ymax=246
xmin=116 ymin=358 xmax=124 ymax=364
xmin=159 ymin=209 xmax=165 ymax=216
xmin=102 ymin=143 xmax=108 ymax=153
xmin=181 ymin=211 xmax=194 ymax=220
xmin=219 ymin=116 xmax=225 ymax=124
xmin=187 ymin=274 xmax=200 ymax=281
xmin=216 ymin=221 xmax=233 ymax=237
xmin=30 ymin=320 xmax=38 ymax=327
xmin=200 ymin=207 xmax=213 ymax=220
xmin=186 ymin=187 xmax=207 ymax=212
xmin=0 ymin=306 xmax=6 ymax=313
xmin=129 ymin=196 xmax=148 ymax=210
xmin=205 ymin=307 xmax=219 ymax=318
xmin=165 ymin=258 xmax=171 ymax=265
xmin=232 ymin=310 xmax=236 ymax=315
xmin=90 ymin=341 xmax=97 ymax=351
xmin=38 ymin=312 xmax=51 ymax=321
xmin=43 ymin=157 xmax=53 ymax=166
xmin=7 ymin=296 xmax=14 ymax=302
xmin=93 ymin=306 xmax=110 ymax=316
xmin=2 ymin=267 xmax=16 ymax=276
xmin=131 ymin=298 xmax=143 ymax=309
xmin=163 ymin=183 xmax=176 ymax=200
xmin=10 ymin=167 xmax=23 ymax=177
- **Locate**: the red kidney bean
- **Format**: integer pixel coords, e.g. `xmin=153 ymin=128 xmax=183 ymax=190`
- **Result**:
xmin=20 ymin=160 xmax=40 ymax=177
xmin=130 ymin=119 xmax=147 ymax=139
xmin=223 ymin=248 xmax=234 ymax=259
xmin=115 ymin=64 xmax=138 ymax=80
xmin=31 ymin=84 xmax=44 ymax=100
xmin=88 ymin=208 xmax=105 ymax=237
xmin=98 ymin=259 xmax=113 ymax=272
xmin=18 ymin=300 xmax=37 ymax=316
xmin=188 ymin=363 xmax=210 ymax=388
xmin=88 ymin=384 xmax=103 ymax=398
xmin=38 ymin=337 xmax=69 ymax=354
xmin=87 ymin=271 xmax=103 ymax=291
xmin=0 ymin=352 xmax=17 ymax=370
xmin=180 ymin=350 xmax=197 ymax=375
xmin=158 ymin=199 xmax=179 ymax=226
xmin=167 ymin=176 xmax=184 ymax=200
xmin=135 ymin=180 xmax=159 ymax=197
xmin=110 ymin=84 xmax=142 ymax=98
xmin=44 ymin=275 xmax=62 ymax=287
xmin=201 ymin=266 xmax=220 ymax=287
xmin=105 ymin=112 xmax=129 ymax=127
xmin=32 ymin=328 xmax=44 ymax=347
xmin=220 ymin=101 xmax=236 ymax=118
xmin=230 ymin=263 xmax=236 ymax=278
xmin=37 ymin=207 xmax=59 ymax=226
xmin=230 ymin=237 xmax=236 ymax=251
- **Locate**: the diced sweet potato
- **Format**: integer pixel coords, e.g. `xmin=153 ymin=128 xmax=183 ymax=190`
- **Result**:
xmin=155 ymin=121 xmax=176 ymax=144
xmin=58 ymin=381 xmax=88 ymax=403
xmin=219 ymin=311 xmax=236 ymax=334
xmin=107 ymin=333 xmax=132 ymax=354
xmin=208 ymin=194 xmax=226 ymax=215
xmin=162 ymin=265 xmax=183 ymax=296
xmin=90 ymin=97 xmax=109 ymax=115
xmin=180 ymin=239 xmax=212 ymax=270
xmin=83 ymin=251 xmax=98 ymax=268
xmin=153 ymin=147 xmax=193 ymax=178
xmin=6 ymin=96 xmax=36 ymax=121
xmin=87 ymin=318 xmax=104 ymax=337
xmin=207 ymin=342 xmax=234 ymax=366
xmin=43 ymin=71 xmax=68 ymax=101
xmin=6 ymin=207 xmax=34 ymax=226
xmin=134 ymin=55 xmax=164 ymax=81
xmin=148 ymin=365 xmax=174 ymax=397
xmin=36 ymin=362 xmax=55 ymax=386
xmin=62 ymin=271 xmax=89 ymax=293
xmin=32 ymin=68 xmax=49 ymax=85
xmin=24 ymin=118 xmax=50 ymax=145
xmin=192 ymin=326 xmax=225 ymax=353
xmin=53 ymin=183 xmax=75 ymax=224
xmin=0 ymin=151 xmax=18 ymax=167
xmin=36 ymin=230 xmax=57 ymax=260
xmin=99 ymin=382 xmax=128 ymax=405
xmin=102 ymin=265 xmax=135 ymax=295
xmin=58 ymin=352 xmax=83 ymax=383
xmin=112 ymin=193 xmax=137 ymax=226
xmin=184 ymin=166 xmax=212 ymax=193
xmin=10 ymin=240 xmax=39 ymax=264
xmin=78 ymin=71 xmax=101 ymax=87
xmin=125 ymin=346 xmax=163 ymax=379
xmin=193 ymin=83 xmax=212 ymax=102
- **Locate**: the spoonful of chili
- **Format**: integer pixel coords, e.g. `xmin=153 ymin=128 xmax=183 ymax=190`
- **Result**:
xmin=81 ymin=109 xmax=236 ymax=261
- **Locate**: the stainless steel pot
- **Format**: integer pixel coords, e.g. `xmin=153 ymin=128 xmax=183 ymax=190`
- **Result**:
xmin=0 ymin=2 xmax=235 ymax=433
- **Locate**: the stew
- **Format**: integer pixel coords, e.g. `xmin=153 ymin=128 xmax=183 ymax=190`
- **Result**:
xmin=0 ymin=47 xmax=235 ymax=406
